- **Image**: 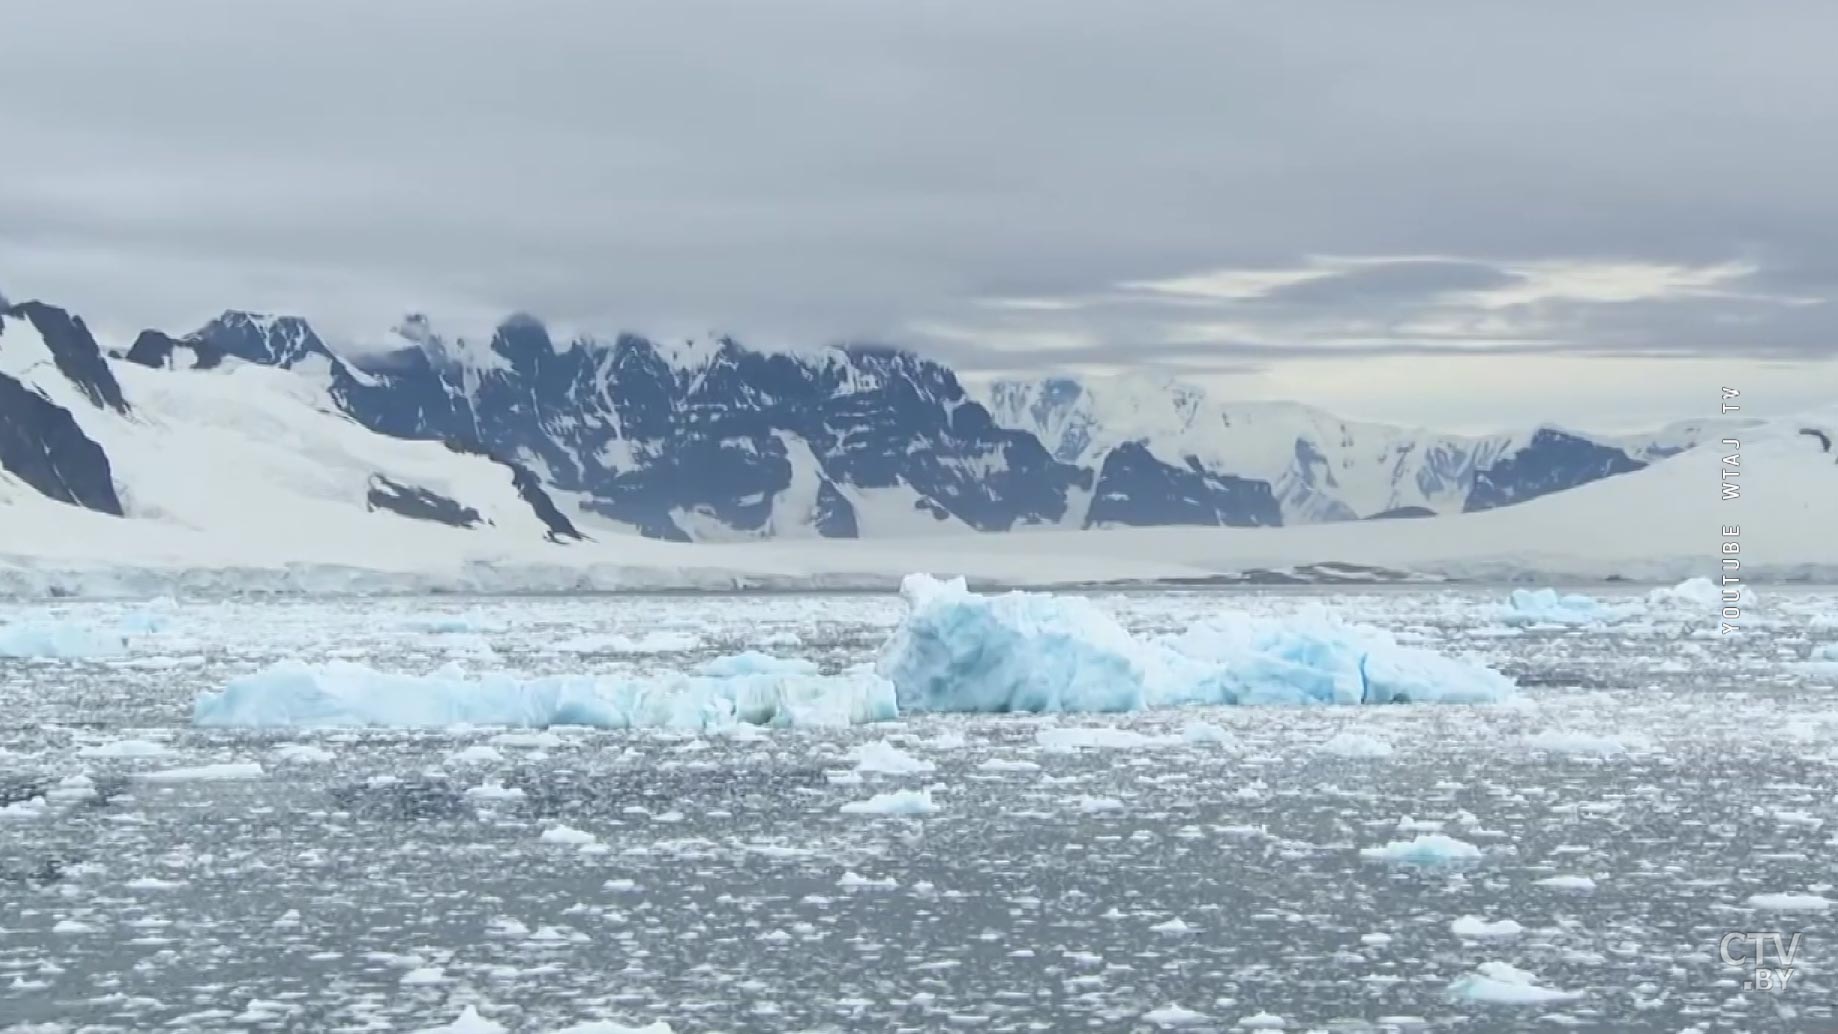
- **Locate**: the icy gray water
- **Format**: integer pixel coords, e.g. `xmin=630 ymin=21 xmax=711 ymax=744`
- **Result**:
xmin=2 ymin=586 xmax=1837 ymax=1033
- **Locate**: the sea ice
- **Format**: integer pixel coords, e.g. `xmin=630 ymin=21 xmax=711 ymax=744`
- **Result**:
xmin=1320 ymin=731 xmax=1394 ymax=757
xmin=77 ymin=738 xmax=173 ymax=758
xmin=135 ymin=762 xmax=265 ymax=782
xmin=1491 ymin=588 xmax=1624 ymax=626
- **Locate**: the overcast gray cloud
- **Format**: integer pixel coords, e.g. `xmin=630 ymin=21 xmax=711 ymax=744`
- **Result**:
xmin=2 ymin=0 xmax=1835 ymax=429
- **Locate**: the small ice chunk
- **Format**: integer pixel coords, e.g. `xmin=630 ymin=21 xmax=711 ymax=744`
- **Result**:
xmin=136 ymin=762 xmax=264 ymax=782
xmin=410 ymin=1006 xmax=509 ymax=1034
xmin=1359 ymin=834 xmax=1481 ymax=865
xmin=1181 ymin=722 xmax=1231 ymax=744
xmin=1450 ymin=916 xmax=1524 ymax=939
xmin=840 ymin=789 xmax=939 ymax=816
xmin=1523 ymin=730 xmax=1646 ymax=756
xmin=1748 ymin=892 xmax=1832 ymax=911
xmin=77 ymin=738 xmax=173 ymax=758
xmin=1321 ymin=731 xmax=1394 ymax=758
xmin=448 ymin=744 xmax=506 ymax=765
xmin=1447 ymin=961 xmax=1582 ymax=1004
xmin=1143 ymin=1004 xmax=1209 ymax=1026
xmin=1533 ymin=875 xmax=1597 ymax=891
xmin=272 ymin=744 xmax=336 ymax=764
xmin=850 ymin=740 xmax=935 ymax=774
xmin=541 ymin=824 xmax=598 ymax=845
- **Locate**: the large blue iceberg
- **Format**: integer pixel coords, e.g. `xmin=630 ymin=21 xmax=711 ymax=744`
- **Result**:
xmin=878 ymin=574 xmax=1514 ymax=713
xmin=193 ymin=575 xmax=1515 ymax=730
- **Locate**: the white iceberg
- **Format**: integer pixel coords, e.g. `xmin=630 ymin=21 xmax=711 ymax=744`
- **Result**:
xmin=1646 ymin=576 xmax=1754 ymax=611
xmin=192 ymin=657 xmax=897 ymax=730
xmin=878 ymin=574 xmax=1513 ymax=713
xmin=1491 ymin=588 xmax=1625 ymax=626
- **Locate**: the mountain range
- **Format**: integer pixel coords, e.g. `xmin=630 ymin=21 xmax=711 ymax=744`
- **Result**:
xmin=0 ymin=295 xmax=1748 ymax=547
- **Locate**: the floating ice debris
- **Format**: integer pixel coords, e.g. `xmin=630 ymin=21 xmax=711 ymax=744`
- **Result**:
xmin=849 ymin=740 xmax=935 ymax=774
xmin=1321 ymin=731 xmax=1394 ymax=757
xmin=552 ymin=630 xmax=701 ymax=654
xmin=1491 ymin=588 xmax=1624 ymax=626
xmin=1747 ymin=892 xmax=1832 ymax=911
xmin=1447 ymin=961 xmax=1583 ymax=1004
xmin=1450 ymin=916 xmax=1524 ymax=939
xmin=411 ymin=1007 xmax=507 ymax=1034
xmin=1181 ymin=721 xmax=1231 ymax=744
xmin=135 ymin=762 xmax=264 ymax=782
xmin=1359 ymin=834 xmax=1482 ymax=865
xmin=1037 ymin=726 xmax=1174 ymax=750
xmin=1143 ymin=1004 xmax=1210 ymax=1027
xmin=1523 ymin=730 xmax=1648 ymax=756
xmin=271 ymin=744 xmax=336 ymax=764
xmin=540 ymin=824 xmax=598 ymax=846
xmin=839 ymin=788 xmax=939 ymax=816
xmin=77 ymin=738 xmax=173 ymax=758
xmin=1533 ymin=875 xmax=1597 ymax=891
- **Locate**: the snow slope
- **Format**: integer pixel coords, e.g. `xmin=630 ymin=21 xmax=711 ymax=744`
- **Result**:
xmin=980 ymin=374 xmax=1755 ymax=523
xmin=1 ymin=403 xmax=1829 ymax=595
xmin=0 ymin=312 xmax=557 ymax=571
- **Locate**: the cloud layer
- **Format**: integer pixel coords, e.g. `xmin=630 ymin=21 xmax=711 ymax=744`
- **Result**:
xmin=2 ymin=0 xmax=1833 ymax=427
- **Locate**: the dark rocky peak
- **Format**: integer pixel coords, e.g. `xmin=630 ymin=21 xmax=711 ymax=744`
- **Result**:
xmin=1464 ymin=428 xmax=1644 ymax=512
xmin=0 ymin=301 xmax=129 ymax=413
xmin=488 ymin=312 xmax=556 ymax=370
xmin=189 ymin=310 xmax=330 ymax=368
xmin=124 ymin=330 xmax=225 ymax=371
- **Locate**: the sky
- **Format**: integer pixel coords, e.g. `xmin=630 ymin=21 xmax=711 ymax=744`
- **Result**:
xmin=2 ymin=0 xmax=1835 ymax=432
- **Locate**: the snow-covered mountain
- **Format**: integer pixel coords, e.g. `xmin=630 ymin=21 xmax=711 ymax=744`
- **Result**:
xmin=980 ymin=375 xmax=1751 ymax=525
xmin=1 ymin=294 xmax=1731 ymax=555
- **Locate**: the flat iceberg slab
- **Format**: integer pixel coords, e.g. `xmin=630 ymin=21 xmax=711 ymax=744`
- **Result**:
xmin=0 ymin=620 xmax=128 ymax=659
xmin=193 ymin=658 xmax=897 ymax=730
xmin=877 ymin=574 xmax=1514 ymax=714
xmin=1491 ymin=588 xmax=1625 ymax=626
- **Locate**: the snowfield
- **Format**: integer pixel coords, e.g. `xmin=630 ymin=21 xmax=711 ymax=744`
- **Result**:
xmin=1 ymin=582 xmax=1834 ymax=1031
xmin=1 ymin=388 xmax=1834 ymax=596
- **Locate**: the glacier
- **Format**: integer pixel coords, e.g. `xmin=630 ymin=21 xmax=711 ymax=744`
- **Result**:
xmin=190 ymin=575 xmax=1515 ymax=730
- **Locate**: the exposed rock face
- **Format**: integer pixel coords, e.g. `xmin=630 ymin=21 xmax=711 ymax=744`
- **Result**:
xmin=364 ymin=475 xmax=486 ymax=528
